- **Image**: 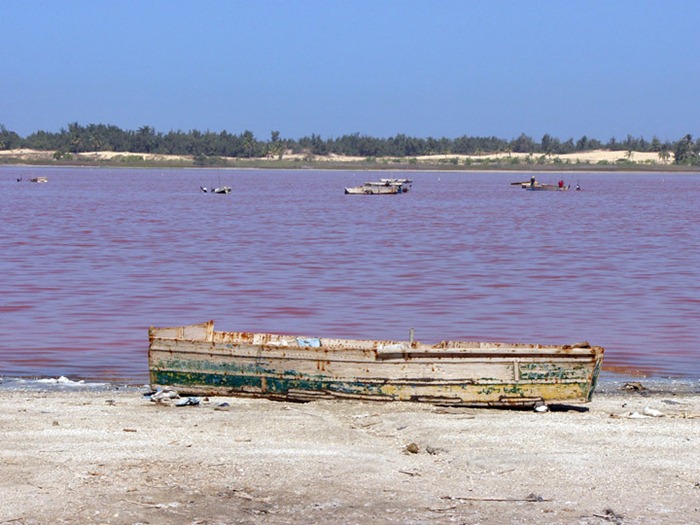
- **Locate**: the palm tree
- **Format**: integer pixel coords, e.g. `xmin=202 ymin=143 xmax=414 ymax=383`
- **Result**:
xmin=136 ymin=126 xmax=157 ymax=153
xmin=242 ymin=130 xmax=255 ymax=158
xmin=89 ymin=133 xmax=103 ymax=151
xmin=267 ymin=141 xmax=285 ymax=160
xmin=268 ymin=130 xmax=285 ymax=159
xmin=69 ymin=134 xmax=83 ymax=153
xmin=67 ymin=122 xmax=84 ymax=153
xmin=674 ymin=134 xmax=696 ymax=165
xmin=541 ymin=134 xmax=555 ymax=158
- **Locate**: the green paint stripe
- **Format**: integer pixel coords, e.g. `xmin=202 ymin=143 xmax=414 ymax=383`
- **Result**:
xmin=151 ymin=369 xmax=594 ymax=402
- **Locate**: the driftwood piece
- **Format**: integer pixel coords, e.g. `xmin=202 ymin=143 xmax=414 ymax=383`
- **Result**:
xmin=441 ymin=493 xmax=550 ymax=503
xmin=592 ymin=508 xmax=624 ymax=524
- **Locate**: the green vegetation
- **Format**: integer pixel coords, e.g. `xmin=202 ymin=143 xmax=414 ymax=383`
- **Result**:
xmin=674 ymin=134 xmax=700 ymax=165
xmin=1 ymin=122 xmax=699 ymax=168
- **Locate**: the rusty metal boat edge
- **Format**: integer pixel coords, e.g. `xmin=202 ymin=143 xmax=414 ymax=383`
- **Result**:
xmin=148 ymin=321 xmax=604 ymax=408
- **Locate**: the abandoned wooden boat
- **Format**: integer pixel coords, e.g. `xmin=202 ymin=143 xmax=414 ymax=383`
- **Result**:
xmin=149 ymin=321 xmax=604 ymax=407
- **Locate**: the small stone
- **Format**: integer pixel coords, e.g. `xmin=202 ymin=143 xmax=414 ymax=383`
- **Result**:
xmin=642 ymin=406 xmax=664 ymax=417
xmin=404 ymin=442 xmax=420 ymax=454
xmin=175 ymin=397 xmax=200 ymax=407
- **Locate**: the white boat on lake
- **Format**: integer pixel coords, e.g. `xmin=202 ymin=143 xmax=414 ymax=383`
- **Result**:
xmin=344 ymin=178 xmax=412 ymax=195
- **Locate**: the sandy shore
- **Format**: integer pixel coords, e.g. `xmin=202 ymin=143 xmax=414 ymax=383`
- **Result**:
xmin=1 ymin=383 xmax=698 ymax=525
xmin=0 ymin=148 xmax=671 ymax=166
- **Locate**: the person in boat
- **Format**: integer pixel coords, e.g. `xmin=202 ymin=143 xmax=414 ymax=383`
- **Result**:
xmin=558 ymin=179 xmax=564 ymax=189
xmin=576 ymin=183 xmax=581 ymax=191
xmin=530 ymin=175 xmax=536 ymax=188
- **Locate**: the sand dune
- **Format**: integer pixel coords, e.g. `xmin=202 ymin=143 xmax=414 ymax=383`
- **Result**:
xmin=0 ymin=148 xmax=673 ymax=166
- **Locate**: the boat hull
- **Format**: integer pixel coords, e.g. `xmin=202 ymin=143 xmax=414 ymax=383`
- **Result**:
xmin=344 ymin=178 xmax=411 ymax=194
xmin=149 ymin=321 xmax=603 ymax=407
xmin=522 ymin=183 xmax=568 ymax=191
xmin=344 ymin=185 xmax=398 ymax=194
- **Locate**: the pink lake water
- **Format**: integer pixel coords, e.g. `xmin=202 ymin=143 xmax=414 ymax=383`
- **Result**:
xmin=1 ymin=166 xmax=699 ymax=384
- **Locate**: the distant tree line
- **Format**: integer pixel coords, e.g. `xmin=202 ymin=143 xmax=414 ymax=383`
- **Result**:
xmin=1 ymin=122 xmax=699 ymax=165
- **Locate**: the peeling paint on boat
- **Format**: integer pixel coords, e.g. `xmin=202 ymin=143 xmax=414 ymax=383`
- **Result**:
xmin=148 ymin=321 xmax=604 ymax=408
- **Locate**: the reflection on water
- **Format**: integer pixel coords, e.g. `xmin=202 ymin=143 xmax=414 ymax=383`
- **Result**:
xmin=1 ymin=166 xmax=699 ymax=382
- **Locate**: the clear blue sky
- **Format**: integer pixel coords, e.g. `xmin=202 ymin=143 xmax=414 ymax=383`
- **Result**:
xmin=2 ymin=0 xmax=699 ymax=142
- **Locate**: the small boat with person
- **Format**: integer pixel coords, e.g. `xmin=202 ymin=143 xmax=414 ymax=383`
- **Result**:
xmin=519 ymin=176 xmax=569 ymax=191
xmin=149 ymin=321 xmax=604 ymax=408
xmin=523 ymin=183 xmax=569 ymax=191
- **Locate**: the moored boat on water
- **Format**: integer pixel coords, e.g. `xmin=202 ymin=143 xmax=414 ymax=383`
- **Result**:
xmin=514 ymin=176 xmax=569 ymax=191
xmin=522 ymin=183 xmax=569 ymax=191
xmin=345 ymin=178 xmax=412 ymax=195
xmin=379 ymin=178 xmax=412 ymax=192
xmin=344 ymin=183 xmax=398 ymax=195
xmin=518 ymin=178 xmax=569 ymax=191
xmin=201 ymin=185 xmax=232 ymax=194
xmin=149 ymin=321 xmax=604 ymax=408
